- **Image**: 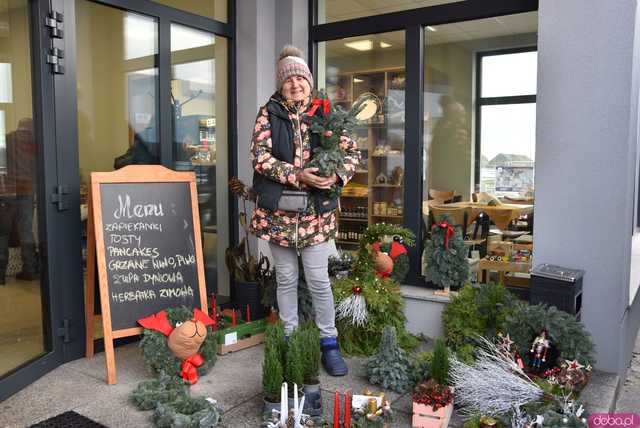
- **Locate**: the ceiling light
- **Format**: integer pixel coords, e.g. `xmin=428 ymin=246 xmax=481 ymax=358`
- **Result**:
xmin=379 ymin=41 xmax=392 ymax=48
xmin=353 ymin=78 xmax=364 ymax=83
xmin=426 ymin=26 xmax=437 ymax=32
xmin=345 ymin=40 xmax=373 ymax=51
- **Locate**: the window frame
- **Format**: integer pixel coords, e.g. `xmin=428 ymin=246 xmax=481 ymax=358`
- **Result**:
xmin=310 ymin=0 xmax=539 ymax=286
xmin=474 ymin=46 xmax=538 ymax=191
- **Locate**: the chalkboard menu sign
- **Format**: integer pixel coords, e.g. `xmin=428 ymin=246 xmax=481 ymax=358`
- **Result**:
xmin=84 ymin=165 xmax=207 ymax=384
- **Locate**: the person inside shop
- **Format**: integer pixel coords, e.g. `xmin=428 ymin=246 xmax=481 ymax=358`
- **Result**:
xmin=249 ymin=45 xmax=360 ymax=376
xmin=0 ymin=118 xmax=38 ymax=285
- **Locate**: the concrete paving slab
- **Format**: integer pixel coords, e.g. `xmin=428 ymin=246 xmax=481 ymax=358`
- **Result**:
xmin=0 ymin=365 xmax=117 ymax=427
xmin=73 ymin=382 xmax=153 ymax=428
xmin=218 ymin=393 xmax=264 ymax=428
xmin=189 ymin=344 xmax=264 ymax=412
xmin=66 ymin=342 xmax=153 ymax=386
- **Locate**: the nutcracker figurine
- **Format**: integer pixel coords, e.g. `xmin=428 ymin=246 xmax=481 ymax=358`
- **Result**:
xmin=529 ymin=329 xmax=551 ymax=371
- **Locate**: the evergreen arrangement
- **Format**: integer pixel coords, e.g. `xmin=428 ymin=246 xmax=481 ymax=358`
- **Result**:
xmin=424 ymin=215 xmax=470 ymax=291
xmin=366 ymin=326 xmax=414 ymax=393
xmin=333 ymin=223 xmax=419 ymax=356
xmin=285 ymin=328 xmax=305 ymax=389
xmin=429 ymin=338 xmax=450 ymax=386
xmin=153 ymin=395 xmax=223 ymax=428
xmin=307 ymin=93 xmax=372 ymax=199
xmin=138 ymin=306 xmax=218 ymax=378
xmin=505 ymin=302 xmax=596 ymax=367
xmin=299 ymin=322 xmax=321 ymax=385
xmin=262 ymin=324 xmax=284 ymax=403
xmin=130 ymin=374 xmax=188 ymax=411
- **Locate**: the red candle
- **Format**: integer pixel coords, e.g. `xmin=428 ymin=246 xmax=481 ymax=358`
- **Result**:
xmin=333 ymin=390 xmax=340 ymax=428
xmin=246 ymin=304 xmax=251 ymax=323
xmin=344 ymin=392 xmax=351 ymax=428
xmin=210 ymin=295 xmax=217 ymax=329
xmin=231 ymin=309 xmax=237 ymax=326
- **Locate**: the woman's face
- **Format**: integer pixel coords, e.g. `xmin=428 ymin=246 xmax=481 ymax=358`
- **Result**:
xmin=281 ymin=75 xmax=311 ymax=103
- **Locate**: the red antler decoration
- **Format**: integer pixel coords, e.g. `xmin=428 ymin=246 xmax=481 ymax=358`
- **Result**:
xmin=193 ymin=308 xmax=215 ymax=327
xmin=138 ymin=310 xmax=174 ymax=336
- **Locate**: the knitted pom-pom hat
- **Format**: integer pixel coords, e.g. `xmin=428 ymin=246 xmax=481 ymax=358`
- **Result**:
xmin=277 ymin=45 xmax=314 ymax=90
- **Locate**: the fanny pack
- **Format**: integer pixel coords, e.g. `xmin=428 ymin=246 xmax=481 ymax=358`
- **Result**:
xmin=277 ymin=189 xmax=309 ymax=213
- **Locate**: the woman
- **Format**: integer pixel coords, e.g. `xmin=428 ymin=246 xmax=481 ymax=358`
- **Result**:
xmin=250 ymin=45 xmax=360 ymax=376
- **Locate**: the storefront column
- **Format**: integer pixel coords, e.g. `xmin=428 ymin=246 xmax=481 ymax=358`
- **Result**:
xmin=535 ymin=0 xmax=640 ymax=374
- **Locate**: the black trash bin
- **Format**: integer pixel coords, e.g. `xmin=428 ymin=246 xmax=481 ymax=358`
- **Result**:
xmin=530 ymin=263 xmax=584 ymax=319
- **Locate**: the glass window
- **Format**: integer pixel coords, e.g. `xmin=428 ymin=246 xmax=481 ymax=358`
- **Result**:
xmin=318 ymin=0 xmax=462 ymax=24
xmin=481 ymin=51 xmax=537 ymax=97
xmin=0 ymin=0 xmax=46 ymax=376
xmin=152 ymin=0 xmax=227 ymax=23
xmin=422 ymin=12 xmax=537 ymax=276
xmin=318 ymin=31 xmax=406 ymax=250
xmin=171 ymin=24 xmax=229 ymax=296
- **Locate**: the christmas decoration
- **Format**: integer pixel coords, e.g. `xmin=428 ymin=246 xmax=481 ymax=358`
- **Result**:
xmin=153 ymin=395 xmax=223 ymax=428
xmin=449 ymin=336 xmax=548 ymax=416
xmin=529 ymin=329 xmax=551 ymax=372
xmin=371 ymin=238 xmax=409 ymax=282
xmin=130 ymin=373 xmax=188 ymax=411
xmin=138 ymin=306 xmax=218 ymax=384
xmin=442 ymin=283 xmax=516 ymax=362
xmin=412 ymin=379 xmax=454 ymax=411
xmin=333 ymin=224 xmax=418 ymax=356
xmin=424 ymin=217 xmax=470 ymax=292
xmin=366 ymin=326 xmax=414 ymax=393
xmin=307 ymin=93 xmax=377 ymax=199
xmin=335 ymin=285 xmax=368 ymax=327
xmin=350 ymin=394 xmax=393 ymax=428
xmin=504 ymin=302 xmax=596 ymax=367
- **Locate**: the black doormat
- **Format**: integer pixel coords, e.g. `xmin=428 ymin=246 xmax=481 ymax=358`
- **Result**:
xmin=29 ymin=411 xmax=108 ymax=428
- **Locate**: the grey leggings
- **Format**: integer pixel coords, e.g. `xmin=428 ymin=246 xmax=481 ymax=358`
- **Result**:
xmin=269 ymin=241 xmax=337 ymax=338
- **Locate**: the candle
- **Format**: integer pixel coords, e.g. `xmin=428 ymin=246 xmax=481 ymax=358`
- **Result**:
xmin=246 ymin=304 xmax=251 ymax=322
xmin=280 ymin=383 xmax=287 ymax=425
xmin=344 ymin=391 xmax=351 ymax=428
xmin=231 ymin=309 xmax=237 ymax=326
xmin=333 ymin=390 xmax=340 ymax=428
xmin=210 ymin=295 xmax=217 ymax=329
xmin=293 ymin=383 xmax=299 ymax=418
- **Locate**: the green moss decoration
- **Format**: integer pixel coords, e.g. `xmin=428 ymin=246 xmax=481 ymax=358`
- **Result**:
xmin=430 ymin=338 xmax=450 ymax=386
xmin=139 ymin=306 xmax=218 ymax=378
xmin=130 ymin=374 xmax=188 ymax=411
xmin=424 ymin=215 xmax=470 ymax=291
xmin=262 ymin=324 xmax=284 ymax=403
xmin=153 ymin=395 xmax=223 ymax=428
xmin=366 ymin=326 xmax=414 ymax=393
xmin=505 ymin=302 xmax=596 ymax=367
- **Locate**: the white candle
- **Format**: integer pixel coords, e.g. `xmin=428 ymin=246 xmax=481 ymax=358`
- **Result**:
xmin=293 ymin=383 xmax=299 ymax=417
xmin=280 ymin=383 xmax=286 ymax=425
xmin=295 ymin=395 xmax=305 ymax=428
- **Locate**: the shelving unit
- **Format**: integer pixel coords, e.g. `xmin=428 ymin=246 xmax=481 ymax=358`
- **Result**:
xmin=329 ymin=66 xmax=406 ymax=249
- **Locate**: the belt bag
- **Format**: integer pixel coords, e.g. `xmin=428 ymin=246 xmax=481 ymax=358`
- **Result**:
xmin=277 ymin=189 xmax=308 ymax=212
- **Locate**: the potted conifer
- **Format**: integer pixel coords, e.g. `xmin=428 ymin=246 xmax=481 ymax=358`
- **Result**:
xmin=300 ymin=323 xmax=322 ymax=416
xmin=412 ymin=338 xmax=454 ymax=428
xmin=285 ymin=328 xmax=306 ymax=409
xmin=263 ymin=323 xmax=285 ymax=413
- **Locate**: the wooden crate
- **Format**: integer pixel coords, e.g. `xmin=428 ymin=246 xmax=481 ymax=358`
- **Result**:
xmin=412 ymin=401 xmax=453 ymax=428
xmin=216 ymin=319 xmax=267 ymax=355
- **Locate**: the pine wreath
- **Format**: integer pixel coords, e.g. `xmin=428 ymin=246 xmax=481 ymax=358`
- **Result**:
xmin=131 ymin=373 xmax=188 ymax=411
xmin=139 ymin=306 xmax=218 ymax=378
xmin=153 ymin=395 xmax=223 ymax=428
xmin=504 ymin=302 xmax=596 ymax=367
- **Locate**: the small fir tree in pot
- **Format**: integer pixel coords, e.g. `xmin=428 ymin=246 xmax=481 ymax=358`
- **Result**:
xmin=285 ymin=329 xmax=305 ymax=396
xmin=299 ymin=323 xmax=322 ymax=416
xmin=262 ymin=324 xmax=285 ymax=412
xmin=424 ymin=215 xmax=470 ymax=294
xmin=430 ymin=338 xmax=450 ymax=386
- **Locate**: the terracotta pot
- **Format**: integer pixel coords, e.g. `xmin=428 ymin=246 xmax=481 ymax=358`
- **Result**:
xmin=411 ymin=401 xmax=453 ymax=428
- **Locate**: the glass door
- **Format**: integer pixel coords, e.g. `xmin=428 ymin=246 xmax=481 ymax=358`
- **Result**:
xmin=0 ymin=0 xmax=84 ymax=400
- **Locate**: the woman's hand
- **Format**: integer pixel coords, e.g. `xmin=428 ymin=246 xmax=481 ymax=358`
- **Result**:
xmin=297 ymin=168 xmax=338 ymax=189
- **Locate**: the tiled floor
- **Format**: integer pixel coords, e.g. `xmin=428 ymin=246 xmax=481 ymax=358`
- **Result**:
xmin=0 ymin=341 xmax=466 ymax=428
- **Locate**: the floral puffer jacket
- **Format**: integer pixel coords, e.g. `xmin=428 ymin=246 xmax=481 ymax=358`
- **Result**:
xmin=249 ymin=94 xmax=361 ymax=249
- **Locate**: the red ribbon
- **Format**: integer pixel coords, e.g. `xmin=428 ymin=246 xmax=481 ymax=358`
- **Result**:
xmin=307 ymin=98 xmax=331 ymax=116
xmin=432 ymin=220 xmax=455 ymax=249
xmin=180 ymin=354 xmax=205 ymax=385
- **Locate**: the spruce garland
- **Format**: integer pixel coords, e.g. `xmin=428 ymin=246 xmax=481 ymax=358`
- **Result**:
xmin=153 ymin=395 xmax=223 ymax=428
xmin=130 ymin=374 xmax=188 ymax=411
xmin=366 ymin=326 xmax=414 ymax=393
xmin=139 ymin=306 xmax=218 ymax=378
